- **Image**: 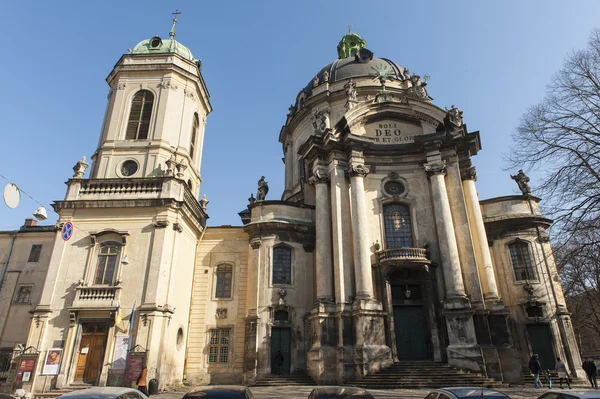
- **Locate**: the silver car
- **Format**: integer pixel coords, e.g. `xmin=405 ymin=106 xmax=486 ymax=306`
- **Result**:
xmin=425 ymin=387 xmax=512 ymax=399
xmin=58 ymin=387 xmax=149 ymax=399
xmin=537 ymin=391 xmax=600 ymax=399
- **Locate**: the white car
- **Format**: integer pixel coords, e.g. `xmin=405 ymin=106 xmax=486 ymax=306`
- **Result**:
xmin=58 ymin=387 xmax=149 ymax=399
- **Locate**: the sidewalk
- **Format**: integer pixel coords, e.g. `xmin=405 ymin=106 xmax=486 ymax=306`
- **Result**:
xmin=150 ymin=385 xmax=599 ymax=399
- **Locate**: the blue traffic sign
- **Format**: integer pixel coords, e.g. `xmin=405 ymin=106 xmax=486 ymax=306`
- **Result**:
xmin=62 ymin=222 xmax=73 ymax=241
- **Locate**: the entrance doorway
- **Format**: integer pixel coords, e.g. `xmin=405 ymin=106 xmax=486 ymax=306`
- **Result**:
xmin=527 ymin=324 xmax=555 ymax=370
xmin=270 ymin=327 xmax=291 ymax=375
xmin=75 ymin=322 xmax=107 ymax=384
xmin=394 ymin=306 xmax=429 ymax=360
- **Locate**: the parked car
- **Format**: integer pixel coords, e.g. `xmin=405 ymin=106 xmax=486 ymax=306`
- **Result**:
xmin=182 ymin=386 xmax=254 ymax=399
xmin=58 ymin=387 xmax=149 ymax=399
xmin=424 ymin=387 xmax=511 ymax=399
xmin=537 ymin=391 xmax=600 ymax=399
xmin=307 ymin=386 xmax=375 ymax=399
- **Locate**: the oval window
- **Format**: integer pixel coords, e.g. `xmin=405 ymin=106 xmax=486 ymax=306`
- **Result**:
xmin=121 ymin=160 xmax=139 ymax=177
xmin=384 ymin=181 xmax=405 ymax=196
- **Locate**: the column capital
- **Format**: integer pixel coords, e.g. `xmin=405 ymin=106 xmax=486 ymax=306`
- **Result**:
xmin=460 ymin=166 xmax=477 ymax=181
xmin=424 ymin=160 xmax=447 ymax=177
xmin=250 ymin=238 xmax=261 ymax=250
xmin=348 ymin=163 xmax=370 ymax=178
xmin=309 ymin=170 xmax=330 ymax=185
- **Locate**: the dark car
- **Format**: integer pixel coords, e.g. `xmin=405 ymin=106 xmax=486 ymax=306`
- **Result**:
xmin=308 ymin=386 xmax=375 ymax=399
xmin=182 ymin=386 xmax=254 ymax=399
xmin=425 ymin=387 xmax=512 ymax=399
xmin=537 ymin=390 xmax=600 ymax=399
xmin=58 ymin=387 xmax=149 ymax=399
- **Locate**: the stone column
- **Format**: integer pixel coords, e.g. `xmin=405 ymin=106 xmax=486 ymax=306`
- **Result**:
xmin=328 ymin=155 xmax=354 ymax=304
xmin=284 ymin=142 xmax=293 ymax=194
xmin=461 ymin=167 xmax=500 ymax=302
xmin=424 ymin=156 xmax=467 ymax=304
xmin=348 ymin=162 xmax=374 ymax=300
xmin=310 ymin=161 xmax=334 ymax=302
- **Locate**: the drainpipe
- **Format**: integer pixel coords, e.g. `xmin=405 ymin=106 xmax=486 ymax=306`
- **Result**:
xmin=0 ymin=231 xmax=18 ymax=292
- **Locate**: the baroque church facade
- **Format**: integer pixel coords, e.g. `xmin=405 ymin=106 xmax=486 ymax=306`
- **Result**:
xmin=0 ymin=22 xmax=583 ymax=393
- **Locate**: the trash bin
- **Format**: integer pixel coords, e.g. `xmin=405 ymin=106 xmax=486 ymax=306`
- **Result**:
xmin=148 ymin=378 xmax=158 ymax=396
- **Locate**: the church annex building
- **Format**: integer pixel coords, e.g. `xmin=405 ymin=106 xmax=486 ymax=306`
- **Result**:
xmin=0 ymin=20 xmax=583 ymax=394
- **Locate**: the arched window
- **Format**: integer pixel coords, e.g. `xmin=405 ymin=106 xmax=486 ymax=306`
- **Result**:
xmin=126 ymin=90 xmax=154 ymax=140
xmin=190 ymin=113 xmax=199 ymax=160
xmin=508 ymin=240 xmax=535 ymax=281
xmin=272 ymin=246 xmax=292 ymax=285
xmin=215 ymin=264 xmax=233 ymax=299
xmin=383 ymin=203 xmax=413 ymax=248
xmin=94 ymin=244 xmax=120 ymax=285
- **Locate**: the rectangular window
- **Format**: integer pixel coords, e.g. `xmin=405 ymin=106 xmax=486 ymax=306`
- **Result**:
xmin=14 ymin=285 xmax=33 ymax=303
xmin=208 ymin=329 xmax=230 ymax=363
xmin=272 ymin=246 xmax=292 ymax=285
xmin=509 ymin=241 xmax=536 ymax=281
xmin=94 ymin=245 xmax=119 ymax=285
xmin=28 ymin=245 xmax=42 ymax=262
xmin=215 ymin=265 xmax=233 ymax=299
xmin=383 ymin=203 xmax=413 ymax=248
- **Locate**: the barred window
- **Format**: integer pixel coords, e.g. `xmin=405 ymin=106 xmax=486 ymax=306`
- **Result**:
xmin=125 ymin=90 xmax=154 ymax=140
xmin=94 ymin=244 xmax=120 ymax=285
xmin=215 ymin=265 xmax=232 ymax=299
xmin=383 ymin=203 xmax=413 ymax=248
xmin=208 ymin=329 xmax=230 ymax=363
xmin=509 ymin=240 xmax=535 ymax=281
xmin=28 ymin=245 xmax=42 ymax=262
xmin=190 ymin=113 xmax=199 ymax=160
xmin=14 ymin=285 xmax=32 ymax=303
xmin=272 ymin=246 xmax=292 ymax=285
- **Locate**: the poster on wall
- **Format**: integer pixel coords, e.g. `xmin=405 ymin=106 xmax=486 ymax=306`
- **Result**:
xmin=125 ymin=355 xmax=145 ymax=381
xmin=42 ymin=348 xmax=63 ymax=375
xmin=112 ymin=336 xmax=129 ymax=369
xmin=15 ymin=359 xmax=36 ymax=382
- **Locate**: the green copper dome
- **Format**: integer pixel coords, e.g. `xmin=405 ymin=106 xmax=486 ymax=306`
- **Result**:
xmin=131 ymin=36 xmax=194 ymax=61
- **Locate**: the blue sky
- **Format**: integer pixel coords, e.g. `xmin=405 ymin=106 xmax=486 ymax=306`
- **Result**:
xmin=0 ymin=1 xmax=599 ymax=229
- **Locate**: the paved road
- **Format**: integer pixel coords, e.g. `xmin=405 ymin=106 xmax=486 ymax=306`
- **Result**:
xmin=151 ymin=386 xmax=597 ymax=399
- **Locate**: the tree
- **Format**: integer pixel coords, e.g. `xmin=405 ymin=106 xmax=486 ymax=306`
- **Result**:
xmin=509 ymin=29 xmax=600 ymax=355
xmin=509 ymin=29 xmax=600 ymax=248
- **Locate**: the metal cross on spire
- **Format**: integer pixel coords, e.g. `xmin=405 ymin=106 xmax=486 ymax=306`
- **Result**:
xmin=347 ymin=24 xmax=352 ymax=33
xmin=170 ymin=9 xmax=182 ymax=38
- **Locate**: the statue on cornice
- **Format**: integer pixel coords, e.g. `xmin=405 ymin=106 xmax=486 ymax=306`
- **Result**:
xmin=256 ymin=176 xmax=269 ymax=201
xmin=344 ymin=79 xmax=358 ymax=110
xmin=445 ymin=105 xmax=464 ymax=128
xmin=510 ymin=170 xmax=531 ymax=195
xmin=323 ymin=70 xmax=329 ymax=83
xmin=313 ymin=75 xmax=320 ymax=87
xmin=410 ymin=74 xmax=429 ymax=100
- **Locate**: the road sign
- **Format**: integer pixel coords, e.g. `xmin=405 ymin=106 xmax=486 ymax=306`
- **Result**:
xmin=61 ymin=222 xmax=73 ymax=241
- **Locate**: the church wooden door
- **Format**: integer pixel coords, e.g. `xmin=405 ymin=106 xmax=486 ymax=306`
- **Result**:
xmin=394 ymin=306 xmax=429 ymax=360
xmin=75 ymin=322 xmax=106 ymax=384
xmin=527 ymin=324 xmax=555 ymax=370
xmin=270 ymin=328 xmax=291 ymax=375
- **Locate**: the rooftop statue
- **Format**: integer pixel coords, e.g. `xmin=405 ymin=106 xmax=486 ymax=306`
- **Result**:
xmin=256 ymin=176 xmax=269 ymax=201
xmin=511 ymin=169 xmax=531 ymax=195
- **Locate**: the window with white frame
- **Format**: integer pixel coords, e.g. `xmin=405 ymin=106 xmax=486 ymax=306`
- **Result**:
xmin=272 ymin=245 xmax=292 ymax=285
xmin=125 ymin=90 xmax=154 ymax=140
xmin=508 ymin=239 xmax=536 ymax=281
xmin=208 ymin=328 xmax=230 ymax=363
xmin=14 ymin=285 xmax=33 ymax=303
xmin=383 ymin=203 xmax=413 ymax=248
xmin=190 ymin=113 xmax=199 ymax=160
xmin=94 ymin=244 xmax=121 ymax=285
xmin=215 ymin=264 xmax=233 ymax=299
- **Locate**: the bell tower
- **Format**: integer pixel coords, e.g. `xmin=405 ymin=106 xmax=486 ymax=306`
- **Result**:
xmin=26 ymin=14 xmax=211 ymax=392
xmin=90 ymin=12 xmax=211 ymax=196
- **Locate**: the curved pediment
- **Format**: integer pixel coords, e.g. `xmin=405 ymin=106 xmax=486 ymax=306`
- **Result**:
xmin=337 ymin=102 xmax=447 ymax=146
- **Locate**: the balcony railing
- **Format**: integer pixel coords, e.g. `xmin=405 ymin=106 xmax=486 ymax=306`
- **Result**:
xmin=79 ymin=179 xmax=162 ymax=196
xmin=72 ymin=285 xmax=121 ymax=309
xmin=376 ymin=247 xmax=429 ymax=266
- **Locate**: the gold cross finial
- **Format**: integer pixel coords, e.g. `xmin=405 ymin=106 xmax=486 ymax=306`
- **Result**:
xmin=347 ymin=24 xmax=352 ymax=33
xmin=170 ymin=9 xmax=181 ymax=38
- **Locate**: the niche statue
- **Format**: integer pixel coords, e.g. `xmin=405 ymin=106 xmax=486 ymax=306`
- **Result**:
xmin=256 ymin=176 xmax=269 ymax=201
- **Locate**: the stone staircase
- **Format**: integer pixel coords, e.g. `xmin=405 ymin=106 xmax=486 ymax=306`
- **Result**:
xmin=253 ymin=373 xmax=316 ymax=386
xmin=347 ymin=361 xmax=506 ymax=389
xmin=34 ymin=383 xmax=93 ymax=398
